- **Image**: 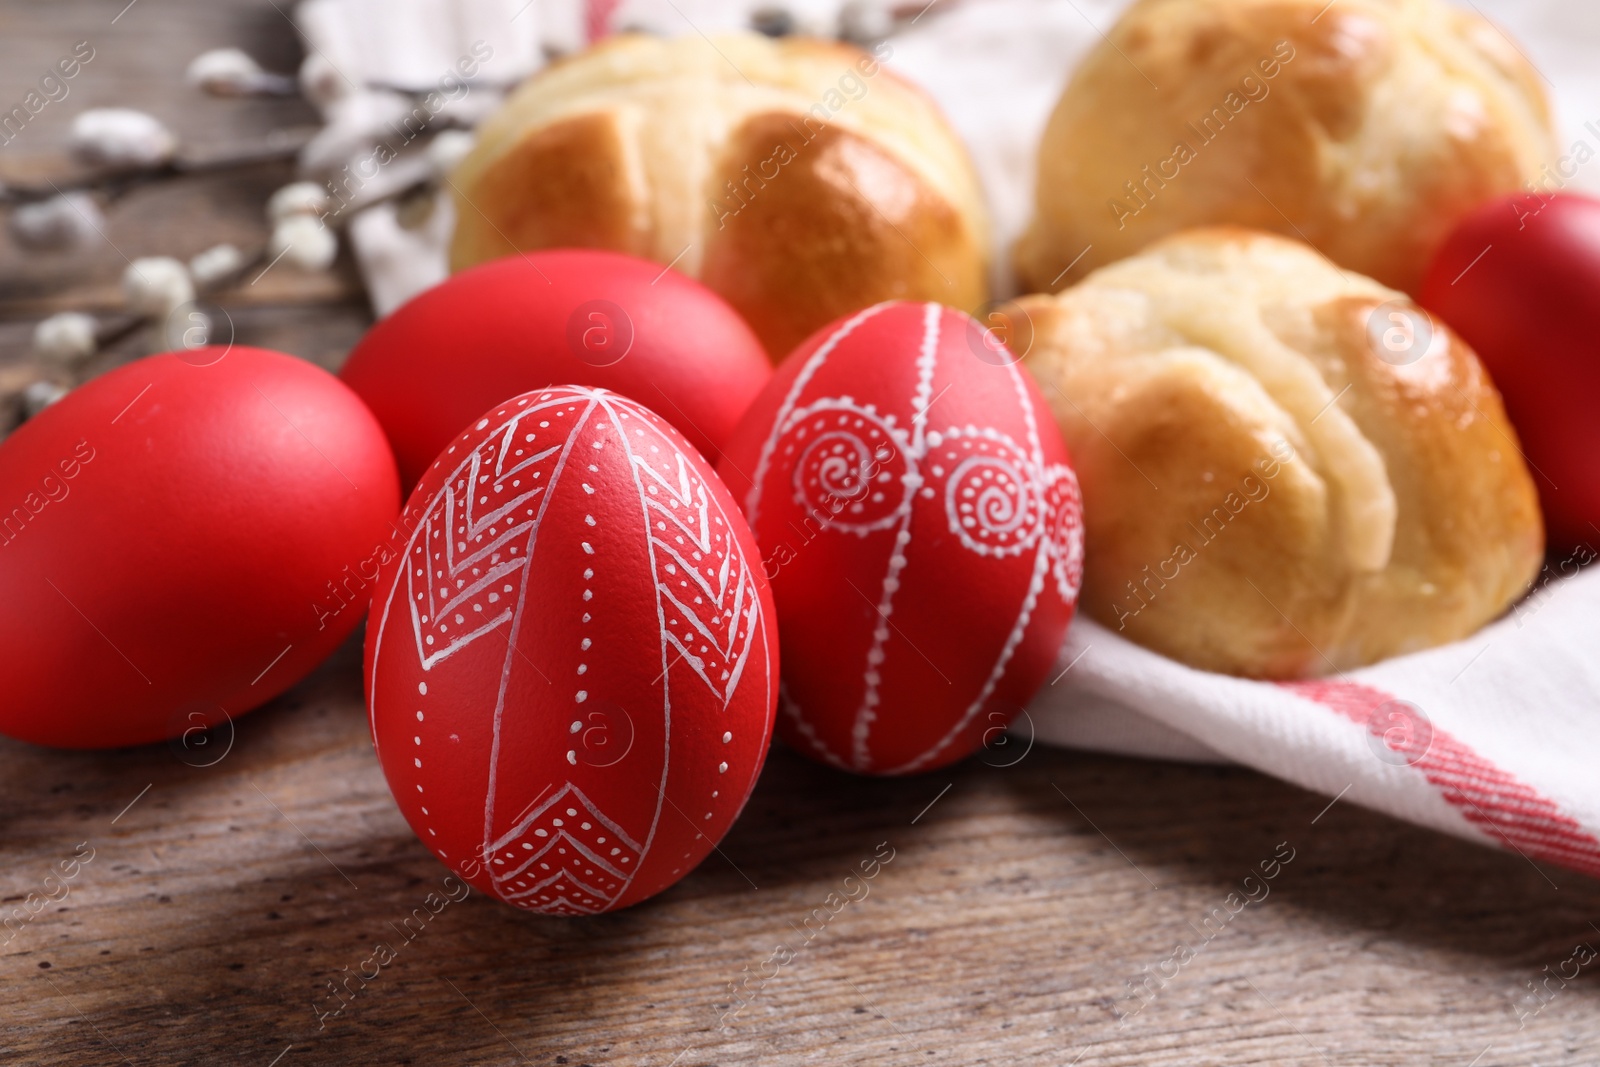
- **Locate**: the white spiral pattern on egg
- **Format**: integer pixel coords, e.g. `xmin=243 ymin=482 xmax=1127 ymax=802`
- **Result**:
xmin=784 ymin=400 xmax=913 ymax=536
xmin=933 ymin=429 xmax=1043 ymax=558
xmin=740 ymin=302 xmax=1082 ymax=775
xmin=1044 ymin=466 xmax=1086 ymax=603
xmin=945 ymin=455 xmax=1034 ymax=549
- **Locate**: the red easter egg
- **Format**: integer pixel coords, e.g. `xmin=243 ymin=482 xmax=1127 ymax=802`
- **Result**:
xmin=340 ymin=250 xmax=772 ymax=486
xmin=364 ymin=386 xmax=777 ymax=914
xmin=1420 ymin=191 xmax=1600 ymax=551
xmin=0 ymin=346 xmax=400 ymax=749
xmin=718 ymin=302 xmax=1083 ymax=775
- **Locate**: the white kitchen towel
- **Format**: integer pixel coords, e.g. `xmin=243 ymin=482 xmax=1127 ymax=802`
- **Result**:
xmin=1029 ymin=567 xmax=1600 ymax=881
xmin=299 ymin=0 xmax=1600 ymax=879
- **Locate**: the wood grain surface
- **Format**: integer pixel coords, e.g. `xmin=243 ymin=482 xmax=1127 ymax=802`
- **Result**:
xmin=3 ymin=2 xmax=1599 ymax=1065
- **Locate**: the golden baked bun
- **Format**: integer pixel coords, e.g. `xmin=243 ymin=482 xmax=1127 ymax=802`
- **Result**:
xmin=1016 ymin=228 xmax=1543 ymax=678
xmin=1014 ymin=0 xmax=1554 ymax=297
xmin=449 ymin=32 xmax=989 ymax=358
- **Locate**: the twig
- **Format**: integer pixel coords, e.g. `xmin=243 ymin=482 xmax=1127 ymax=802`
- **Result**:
xmin=0 ymin=128 xmax=318 ymax=205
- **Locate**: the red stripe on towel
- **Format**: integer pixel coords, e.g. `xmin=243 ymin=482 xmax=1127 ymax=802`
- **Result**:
xmin=586 ymin=0 xmax=622 ymax=41
xmin=1282 ymin=678 xmax=1600 ymax=881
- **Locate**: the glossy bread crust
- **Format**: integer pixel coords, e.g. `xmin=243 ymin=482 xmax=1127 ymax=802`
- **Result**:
xmin=449 ymin=33 xmax=989 ymax=358
xmin=1015 ymin=0 xmax=1554 ymax=296
xmin=1017 ymin=228 xmax=1543 ymax=678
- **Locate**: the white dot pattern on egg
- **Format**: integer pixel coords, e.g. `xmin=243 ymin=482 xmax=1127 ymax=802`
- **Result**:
xmin=736 ymin=302 xmax=1083 ymax=776
xmin=369 ymin=387 xmax=774 ymax=917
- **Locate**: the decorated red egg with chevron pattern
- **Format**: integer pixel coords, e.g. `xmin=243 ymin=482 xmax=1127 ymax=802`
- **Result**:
xmin=718 ymin=302 xmax=1083 ymax=775
xmin=364 ymin=386 xmax=777 ymax=914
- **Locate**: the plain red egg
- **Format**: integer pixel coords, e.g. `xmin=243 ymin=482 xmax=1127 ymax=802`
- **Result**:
xmin=1420 ymin=191 xmax=1600 ymax=551
xmin=718 ymin=301 xmax=1083 ymax=775
xmin=340 ymin=250 xmax=772 ymax=486
xmin=0 ymin=346 xmax=400 ymax=749
xmin=364 ymin=386 xmax=777 ymax=915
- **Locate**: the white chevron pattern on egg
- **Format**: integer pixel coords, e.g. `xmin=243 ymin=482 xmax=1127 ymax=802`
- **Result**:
xmin=636 ymin=441 xmax=760 ymax=708
xmin=378 ymin=386 xmax=771 ymax=915
xmin=483 ymin=783 xmax=644 ymax=916
xmin=406 ymin=397 xmax=581 ymax=670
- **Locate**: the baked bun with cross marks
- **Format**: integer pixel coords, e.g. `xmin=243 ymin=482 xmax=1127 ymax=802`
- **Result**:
xmin=1015 ymin=227 xmax=1543 ymax=678
xmin=1014 ymin=0 xmax=1555 ymax=298
xmin=448 ymin=31 xmax=990 ymax=359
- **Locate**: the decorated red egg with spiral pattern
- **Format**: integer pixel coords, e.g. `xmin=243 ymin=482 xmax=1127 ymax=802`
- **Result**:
xmin=718 ymin=302 xmax=1083 ymax=775
xmin=364 ymin=386 xmax=777 ymax=914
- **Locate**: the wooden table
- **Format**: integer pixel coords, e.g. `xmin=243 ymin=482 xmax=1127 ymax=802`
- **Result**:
xmin=3 ymin=3 xmax=1599 ymax=1064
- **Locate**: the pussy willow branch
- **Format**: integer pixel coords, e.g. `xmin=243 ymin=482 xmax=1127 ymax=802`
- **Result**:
xmin=0 ymin=128 xmax=321 ymax=205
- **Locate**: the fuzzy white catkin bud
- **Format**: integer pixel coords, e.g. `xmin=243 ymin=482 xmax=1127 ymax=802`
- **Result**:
xmin=426 ymin=129 xmax=476 ymax=177
xmin=162 ymin=306 xmax=213 ymax=351
xmin=32 ymin=313 xmax=98 ymax=365
xmin=185 ymin=48 xmax=261 ymax=95
xmin=297 ymin=52 xmax=352 ymax=111
xmin=70 ymin=108 xmax=178 ymax=169
xmin=267 ymin=182 xmax=331 ymax=223
xmin=123 ymin=257 xmax=195 ymax=316
xmin=270 ymin=215 xmax=338 ymax=272
xmin=22 ymin=381 xmax=69 ymax=420
xmin=8 ymin=193 xmax=105 ymax=252
xmin=188 ymin=243 xmax=245 ymax=288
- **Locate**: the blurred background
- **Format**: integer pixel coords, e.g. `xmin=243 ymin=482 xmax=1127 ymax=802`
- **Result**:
xmin=3 ymin=3 xmax=1600 ymax=1065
